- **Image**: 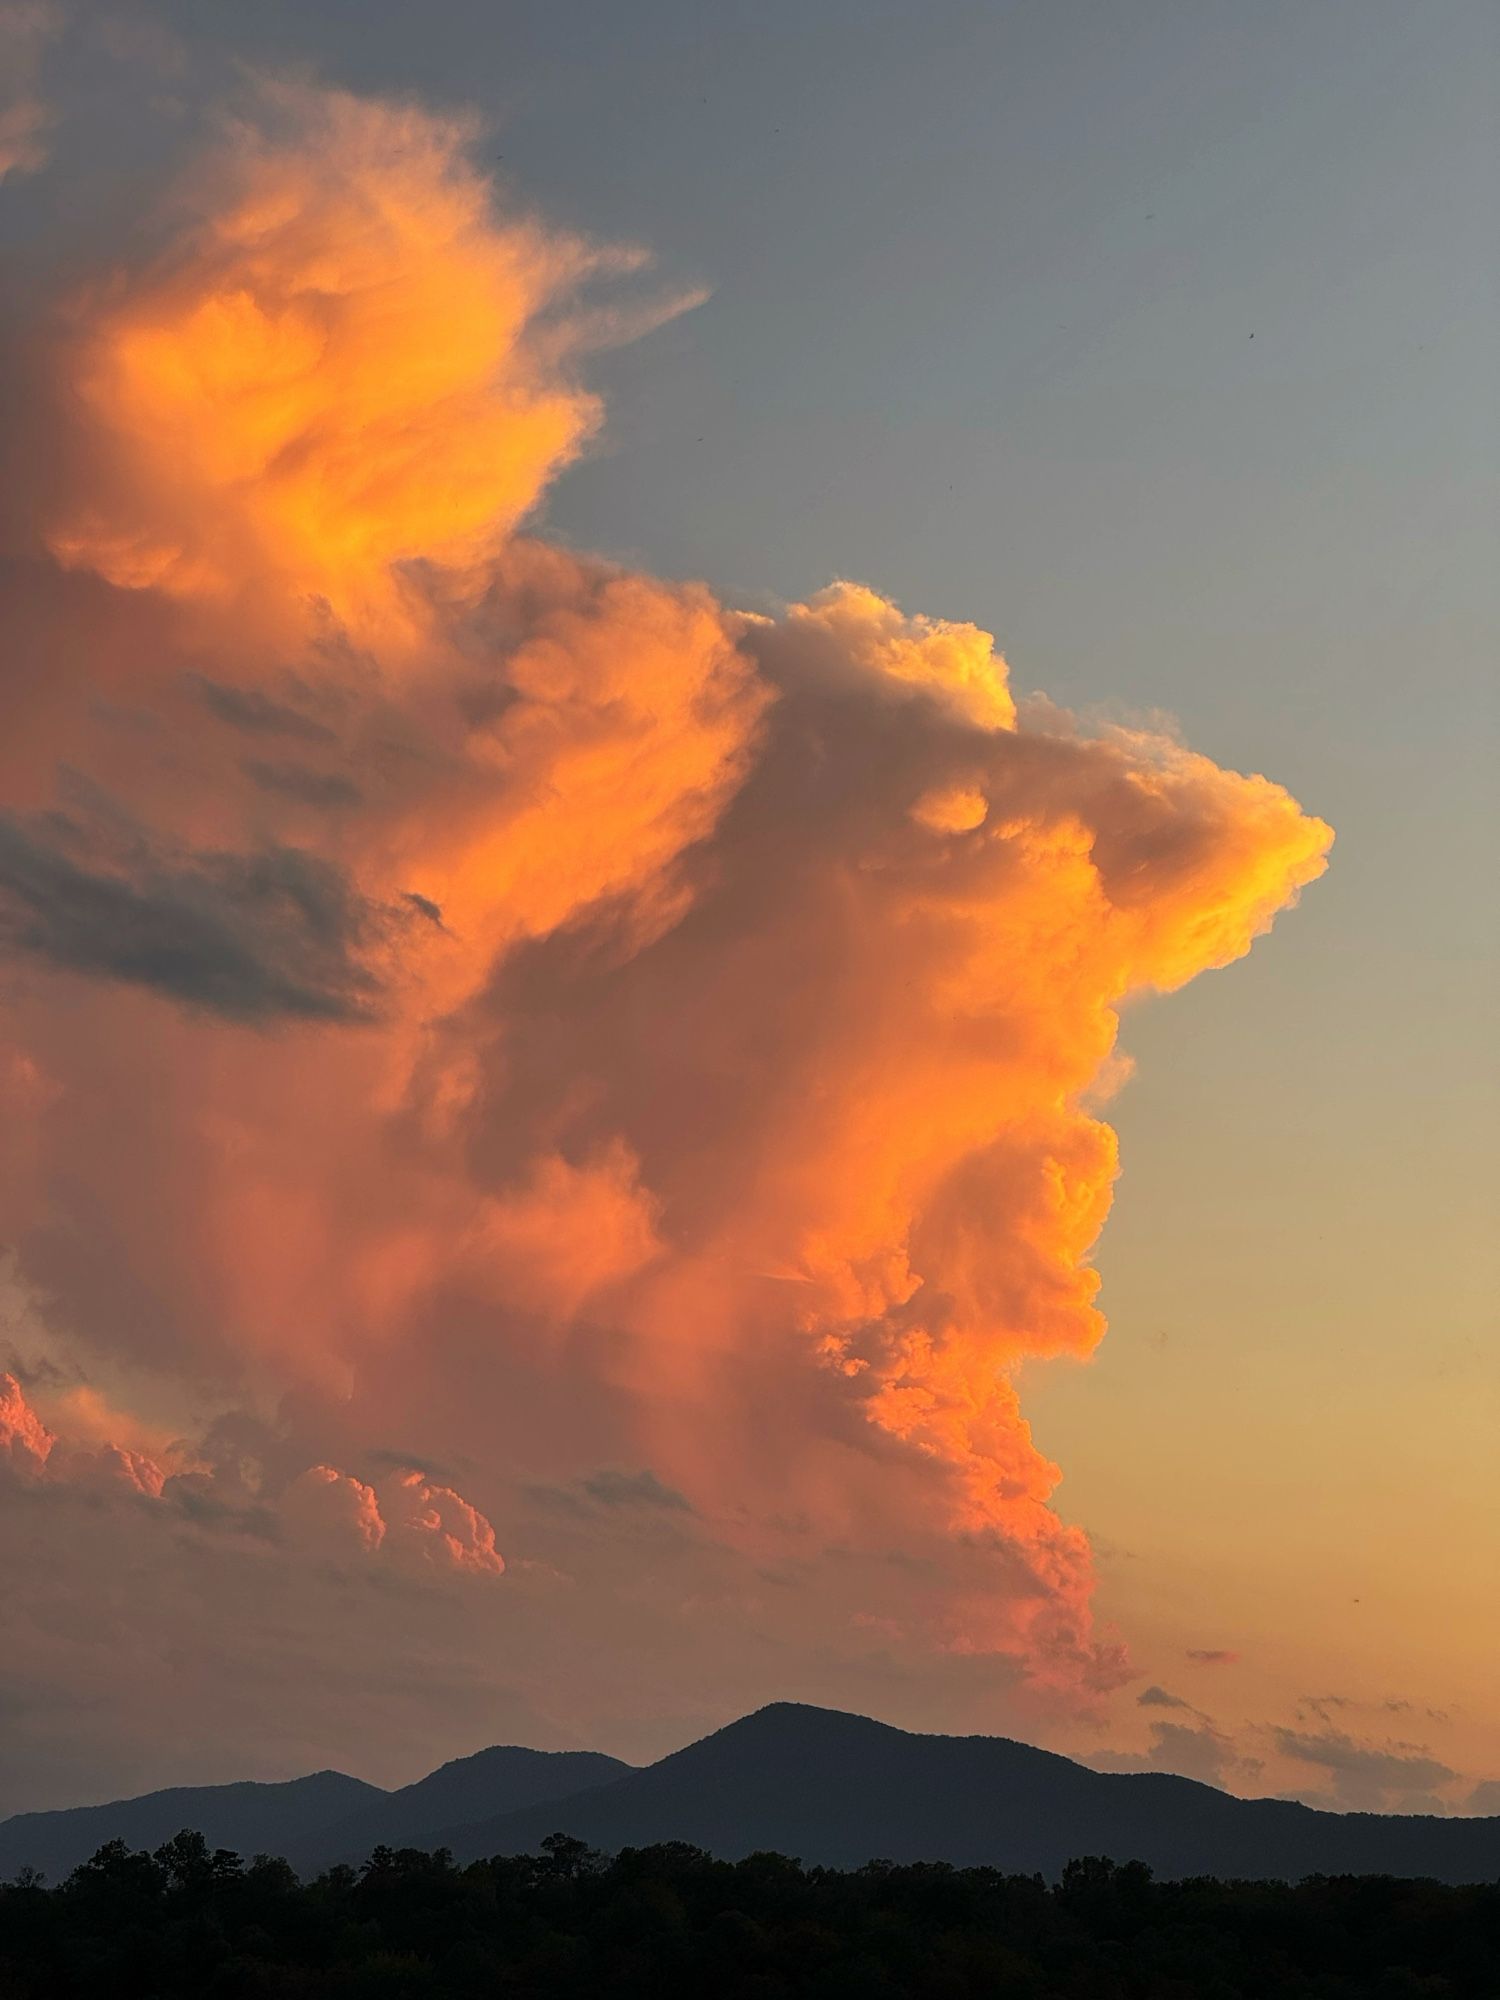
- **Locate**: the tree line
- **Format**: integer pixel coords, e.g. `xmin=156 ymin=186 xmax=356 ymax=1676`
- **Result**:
xmin=2 ymin=1828 xmax=1495 ymax=1997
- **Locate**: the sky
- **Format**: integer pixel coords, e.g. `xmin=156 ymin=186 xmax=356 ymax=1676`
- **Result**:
xmin=0 ymin=1 xmax=1494 ymax=1820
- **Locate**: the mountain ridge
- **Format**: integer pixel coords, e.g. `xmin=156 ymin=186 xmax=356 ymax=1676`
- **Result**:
xmin=429 ymin=1704 xmax=1500 ymax=1882
xmin=0 ymin=1771 xmax=380 ymax=1886
xmin=5 ymin=1702 xmax=1498 ymax=1886
xmin=281 ymin=1745 xmax=632 ymax=1873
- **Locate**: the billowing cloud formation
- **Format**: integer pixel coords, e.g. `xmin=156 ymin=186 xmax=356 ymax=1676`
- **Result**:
xmin=0 ymin=1372 xmax=167 ymax=1498
xmin=0 ymin=80 xmax=1331 ymax=1761
xmin=41 ymin=82 xmax=625 ymax=640
xmin=281 ymin=1463 xmax=387 ymax=1554
xmin=1 ymin=1371 xmax=502 ymax=1574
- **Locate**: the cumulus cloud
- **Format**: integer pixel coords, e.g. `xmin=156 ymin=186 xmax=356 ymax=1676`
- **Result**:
xmin=381 ymin=1468 xmax=506 ymax=1575
xmin=2 ymin=1370 xmax=169 ymax=1496
xmin=37 ymin=80 xmax=661 ymax=643
xmin=281 ymin=1463 xmax=386 ymax=1555
xmin=280 ymin=1462 xmax=504 ymax=1573
xmin=1137 ymin=1684 xmax=1191 ymax=1710
xmin=1 ymin=1372 xmax=504 ymax=1583
xmin=0 ymin=76 xmax=1333 ymax=1773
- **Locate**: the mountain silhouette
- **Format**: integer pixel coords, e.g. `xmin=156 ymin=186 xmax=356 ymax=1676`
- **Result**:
xmin=0 ymin=1772 xmax=378 ymax=1885
xmin=435 ymin=1704 xmax=1500 ymax=1884
xmin=5 ymin=1703 xmax=1498 ymax=1885
xmin=0 ymin=1747 xmax=629 ymax=1883
xmin=282 ymin=1746 xmax=631 ymax=1872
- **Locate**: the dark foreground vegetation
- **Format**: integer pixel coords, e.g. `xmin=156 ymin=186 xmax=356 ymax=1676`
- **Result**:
xmin=3 ymin=1830 xmax=1497 ymax=1999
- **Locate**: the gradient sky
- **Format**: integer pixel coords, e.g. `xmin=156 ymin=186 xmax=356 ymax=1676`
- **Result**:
xmin=0 ymin=1 xmax=1494 ymax=1819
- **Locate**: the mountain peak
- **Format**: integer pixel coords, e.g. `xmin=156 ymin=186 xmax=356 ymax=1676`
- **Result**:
xmin=734 ymin=1701 xmax=888 ymax=1732
xmin=433 ymin=1707 xmax=1500 ymax=1883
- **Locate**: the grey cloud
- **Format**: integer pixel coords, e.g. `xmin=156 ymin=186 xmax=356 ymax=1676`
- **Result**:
xmin=188 ymin=674 xmax=333 ymax=742
xmin=522 ymin=1470 xmax=697 ymax=1520
xmin=402 ymin=891 xmax=446 ymax=928
xmin=368 ymin=1447 xmax=453 ymax=1479
xmin=522 ymin=1482 xmax=591 ymax=1517
xmin=1385 ymin=1698 xmax=1450 ymax=1724
xmin=1300 ymin=1692 xmax=1452 ymax=1728
xmin=1297 ymin=1693 xmax=1355 ymax=1722
xmin=241 ymin=758 xmax=363 ymax=809
xmin=0 ymin=1353 xmax=73 ymax=1395
xmin=1461 ymin=1779 xmax=1500 ymax=1816
xmin=1094 ymin=1718 xmax=1259 ymax=1790
xmin=1273 ymin=1726 xmax=1457 ymax=1809
xmin=1137 ymin=1684 xmax=1191 ymax=1710
xmin=165 ymin=1483 xmax=282 ymax=1541
xmin=90 ymin=698 xmax=163 ymax=736
xmin=580 ymin=1468 xmax=695 ymax=1513
xmin=0 ymin=810 xmax=386 ymax=1023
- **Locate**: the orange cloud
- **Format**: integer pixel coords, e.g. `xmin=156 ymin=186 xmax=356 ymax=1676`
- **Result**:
xmin=43 ymin=83 xmax=633 ymax=646
xmin=0 ymin=1372 xmax=167 ymax=1495
xmin=465 ymin=1142 xmax=664 ymax=1324
xmin=278 ymin=1463 xmax=505 ymax=1576
xmin=381 ymin=1468 xmax=506 ymax=1576
xmin=0 ymin=82 xmax=1331 ymax=1707
xmin=282 ymin=1463 xmax=387 ymax=1555
xmin=2 ymin=1374 xmax=504 ymax=1576
xmin=0 ymin=1371 xmax=54 ymax=1478
xmin=786 ymin=582 xmax=1017 ymax=729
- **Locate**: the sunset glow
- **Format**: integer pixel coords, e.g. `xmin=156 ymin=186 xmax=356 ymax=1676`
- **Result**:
xmin=1 ymin=7 xmax=1490 ymax=1833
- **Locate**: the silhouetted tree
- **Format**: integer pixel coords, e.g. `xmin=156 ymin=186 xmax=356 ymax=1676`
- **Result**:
xmin=0 ymin=1833 xmax=1496 ymax=1996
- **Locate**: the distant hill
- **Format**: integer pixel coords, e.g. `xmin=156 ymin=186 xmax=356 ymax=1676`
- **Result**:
xmin=6 ymin=1703 xmax=1499 ymax=1886
xmin=437 ymin=1704 xmax=1500 ymax=1885
xmin=283 ymin=1747 xmax=632 ymax=1872
xmin=0 ymin=1747 xmax=630 ymax=1883
xmin=0 ymin=1772 xmax=379 ymax=1885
